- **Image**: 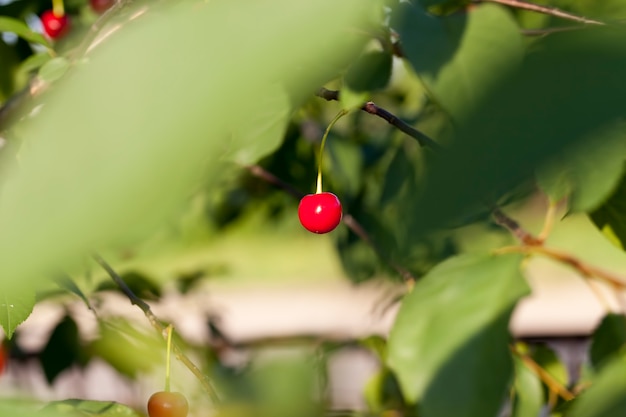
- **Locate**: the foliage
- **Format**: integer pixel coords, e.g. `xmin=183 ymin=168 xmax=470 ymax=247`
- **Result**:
xmin=2 ymin=0 xmax=626 ymax=417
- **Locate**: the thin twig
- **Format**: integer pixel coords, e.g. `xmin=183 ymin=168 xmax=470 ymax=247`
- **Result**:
xmin=478 ymin=0 xmax=604 ymax=25
xmin=92 ymin=253 xmax=221 ymax=404
xmin=244 ymin=164 xmax=416 ymax=282
xmin=491 ymin=207 xmax=543 ymax=246
xmin=316 ymin=88 xmax=442 ymax=150
xmin=495 ymin=245 xmax=626 ymax=288
xmin=511 ymin=345 xmax=575 ymax=402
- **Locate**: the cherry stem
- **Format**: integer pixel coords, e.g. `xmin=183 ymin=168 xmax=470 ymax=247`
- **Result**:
xmin=165 ymin=324 xmax=173 ymax=392
xmin=52 ymin=0 xmax=65 ymax=17
xmin=316 ymin=109 xmax=349 ymax=194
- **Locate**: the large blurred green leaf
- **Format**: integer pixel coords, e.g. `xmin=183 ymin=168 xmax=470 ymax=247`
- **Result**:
xmin=392 ymin=3 xmax=523 ymax=120
xmin=387 ymin=253 xmax=528 ymax=417
xmin=403 ymin=27 xmax=626 ymax=237
xmin=0 ymin=0 xmax=379 ymax=314
xmin=568 ymin=353 xmax=626 ymax=417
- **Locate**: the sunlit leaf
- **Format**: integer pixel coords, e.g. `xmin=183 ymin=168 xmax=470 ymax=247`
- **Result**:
xmin=0 ymin=291 xmax=35 ymax=339
xmin=512 ymin=355 xmax=545 ymax=417
xmin=0 ymin=0 xmax=379 ymax=302
xmin=387 ymin=253 xmax=528 ymax=417
xmin=0 ymin=17 xmax=51 ymax=48
xmin=568 ymin=353 xmax=626 ymax=417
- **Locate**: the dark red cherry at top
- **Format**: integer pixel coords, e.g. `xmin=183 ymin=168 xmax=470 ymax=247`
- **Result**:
xmin=298 ymin=192 xmax=342 ymax=234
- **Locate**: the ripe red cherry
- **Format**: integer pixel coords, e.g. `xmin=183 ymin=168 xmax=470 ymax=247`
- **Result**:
xmin=41 ymin=10 xmax=70 ymax=39
xmin=298 ymin=192 xmax=342 ymax=234
xmin=147 ymin=391 xmax=189 ymax=417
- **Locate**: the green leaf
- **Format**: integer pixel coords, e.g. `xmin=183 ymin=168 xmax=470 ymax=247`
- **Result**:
xmin=591 ymin=173 xmax=626 ymax=249
xmin=536 ymin=124 xmax=626 ymax=211
xmin=89 ymin=320 xmax=161 ymax=378
xmin=40 ymin=315 xmax=84 ymax=383
xmin=401 ymin=28 xmax=626 ymax=238
xmin=0 ymin=17 xmax=51 ymax=48
xmin=590 ymin=314 xmax=626 ymax=371
xmin=37 ymin=57 xmax=70 ymax=83
xmin=339 ymin=86 xmax=368 ymax=111
xmin=45 ymin=399 xmax=143 ymax=417
xmin=531 ymin=344 xmax=569 ymax=387
xmin=18 ymin=53 xmax=53 ymax=76
xmin=568 ymin=353 xmax=626 ymax=417
xmin=0 ymin=291 xmax=35 ymax=339
xmin=387 ymin=253 xmax=528 ymax=417
xmin=0 ymin=0 xmax=378 ymax=297
xmin=344 ymin=50 xmax=392 ymax=92
xmin=512 ymin=354 xmax=545 ymax=417
xmin=392 ymin=3 xmax=523 ymax=120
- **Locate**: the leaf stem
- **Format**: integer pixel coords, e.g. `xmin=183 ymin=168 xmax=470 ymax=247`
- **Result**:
xmin=52 ymin=0 xmax=65 ymax=17
xmin=165 ymin=325 xmax=173 ymax=392
xmin=511 ymin=344 xmax=575 ymax=401
xmin=316 ymin=109 xmax=348 ymax=194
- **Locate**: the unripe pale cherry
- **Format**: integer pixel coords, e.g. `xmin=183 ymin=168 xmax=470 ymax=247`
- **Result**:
xmin=298 ymin=192 xmax=342 ymax=234
xmin=147 ymin=391 xmax=189 ymax=417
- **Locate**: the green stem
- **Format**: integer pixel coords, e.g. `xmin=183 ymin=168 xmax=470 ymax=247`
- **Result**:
xmin=316 ymin=109 xmax=349 ymax=194
xmin=165 ymin=325 xmax=173 ymax=392
xmin=52 ymin=0 xmax=65 ymax=16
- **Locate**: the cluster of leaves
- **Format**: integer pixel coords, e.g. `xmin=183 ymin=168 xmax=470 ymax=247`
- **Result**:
xmin=3 ymin=0 xmax=626 ymax=417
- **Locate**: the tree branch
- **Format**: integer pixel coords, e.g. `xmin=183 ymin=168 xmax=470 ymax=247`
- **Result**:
xmin=495 ymin=245 xmax=626 ymax=289
xmin=491 ymin=207 xmax=543 ymax=246
xmin=316 ymin=88 xmax=442 ymax=150
xmin=477 ymin=0 xmax=604 ymax=25
xmin=92 ymin=253 xmax=222 ymax=404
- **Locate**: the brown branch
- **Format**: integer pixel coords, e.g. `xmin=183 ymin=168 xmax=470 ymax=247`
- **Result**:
xmin=92 ymin=254 xmax=222 ymax=404
xmin=491 ymin=207 xmax=543 ymax=246
xmin=244 ymin=164 xmax=416 ymax=282
xmin=478 ymin=0 xmax=604 ymax=25
xmin=316 ymin=88 xmax=442 ymax=150
xmin=495 ymin=245 xmax=626 ymax=288
xmin=511 ymin=345 xmax=575 ymax=402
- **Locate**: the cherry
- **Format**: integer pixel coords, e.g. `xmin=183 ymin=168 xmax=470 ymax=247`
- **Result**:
xmin=0 ymin=344 xmax=7 ymax=375
xmin=147 ymin=391 xmax=189 ymax=417
xmin=41 ymin=10 xmax=70 ymax=39
xmin=89 ymin=0 xmax=114 ymax=14
xmin=298 ymin=192 xmax=342 ymax=234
